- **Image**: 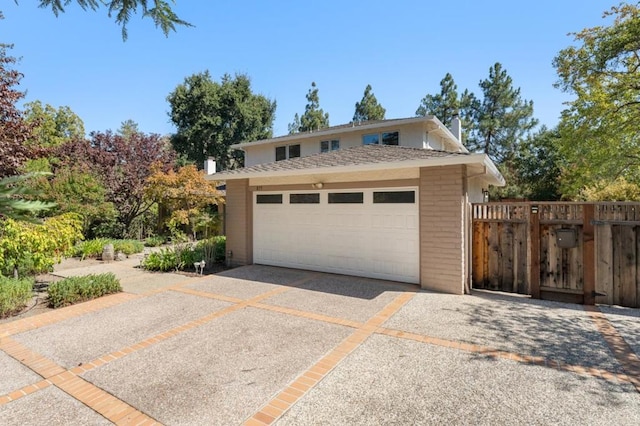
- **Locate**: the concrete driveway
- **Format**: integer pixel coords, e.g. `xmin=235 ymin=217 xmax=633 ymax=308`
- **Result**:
xmin=0 ymin=265 xmax=639 ymax=425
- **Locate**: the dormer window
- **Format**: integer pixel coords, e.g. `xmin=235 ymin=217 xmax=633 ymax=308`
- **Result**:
xmin=363 ymin=131 xmax=399 ymax=146
xmin=320 ymin=139 xmax=340 ymax=153
xmin=276 ymin=144 xmax=300 ymax=161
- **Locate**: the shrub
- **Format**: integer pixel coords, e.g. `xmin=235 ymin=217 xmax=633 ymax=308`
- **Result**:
xmin=0 ymin=276 xmax=34 ymax=318
xmin=0 ymin=213 xmax=83 ymax=277
xmin=74 ymin=238 xmax=109 ymax=259
xmin=74 ymin=238 xmax=145 ymax=259
xmin=113 ymin=239 xmax=144 ymax=255
xmin=140 ymin=237 xmax=226 ymax=272
xmin=48 ymin=273 xmax=121 ymax=308
xmin=144 ymin=235 xmax=165 ymax=247
xmin=141 ymin=247 xmax=184 ymax=272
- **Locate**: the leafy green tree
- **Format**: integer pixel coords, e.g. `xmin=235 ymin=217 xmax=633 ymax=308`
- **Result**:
xmin=580 ymin=177 xmax=640 ymax=201
xmin=492 ymin=127 xmax=564 ymax=201
xmin=465 ymin=62 xmax=538 ymax=165
xmin=289 ymin=82 xmax=329 ymax=133
xmin=37 ymin=166 xmax=117 ymax=235
xmin=353 ymin=84 xmax=385 ymax=122
xmin=553 ymin=3 xmax=640 ymax=197
xmin=168 ymin=72 xmax=275 ymax=170
xmin=24 ymin=101 xmax=85 ymax=148
xmin=36 ymin=0 xmax=191 ymax=40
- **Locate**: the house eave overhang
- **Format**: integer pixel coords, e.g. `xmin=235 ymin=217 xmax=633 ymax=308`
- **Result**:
xmin=212 ymin=153 xmax=505 ymax=186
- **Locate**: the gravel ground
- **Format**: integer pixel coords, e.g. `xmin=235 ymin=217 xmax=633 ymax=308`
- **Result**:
xmin=12 ymin=291 xmax=231 ymax=368
xmin=0 ymin=386 xmax=112 ymax=426
xmin=263 ymin=274 xmax=406 ymax=322
xmin=82 ymin=306 xmax=352 ymax=426
xmin=277 ymin=334 xmax=640 ymax=426
xmin=0 ymin=351 xmax=42 ymax=395
xmin=186 ymin=275 xmax=284 ymax=300
xmin=216 ymin=265 xmax=312 ymax=285
xmin=382 ymin=291 xmax=621 ymax=371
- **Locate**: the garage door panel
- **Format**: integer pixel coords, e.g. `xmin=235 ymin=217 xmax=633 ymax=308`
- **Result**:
xmin=254 ymin=188 xmax=419 ymax=284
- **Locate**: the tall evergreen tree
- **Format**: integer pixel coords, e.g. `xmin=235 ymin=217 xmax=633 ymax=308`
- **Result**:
xmin=353 ymin=84 xmax=385 ymax=122
xmin=465 ymin=63 xmax=537 ymax=165
xmin=416 ymin=73 xmax=460 ymax=127
xmin=289 ymin=82 xmax=329 ymax=133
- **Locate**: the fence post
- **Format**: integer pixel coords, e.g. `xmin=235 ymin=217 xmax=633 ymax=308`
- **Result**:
xmin=583 ymin=204 xmax=595 ymax=305
xmin=530 ymin=205 xmax=540 ymax=299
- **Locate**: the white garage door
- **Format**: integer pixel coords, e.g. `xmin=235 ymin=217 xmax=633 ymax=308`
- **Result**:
xmin=253 ymin=188 xmax=419 ymax=283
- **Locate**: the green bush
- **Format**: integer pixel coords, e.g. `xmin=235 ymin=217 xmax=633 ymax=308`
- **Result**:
xmin=74 ymin=238 xmax=109 ymax=259
xmin=48 ymin=273 xmax=121 ymax=308
xmin=74 ymin=238 xmax=144 ymax=259
xmin=0 ymin=214 xmax=83 ymax=277
xmin=144 ymin=235 xmax=165 ymax=247
xmin=0 ymin=276 xmax=34 ymax=318
xmin=140 ymin=237 xmax=226 ymax=272
xmin=141 ymin=247 xmax=184 ymax=272
xmin=113 ymin=239 xmax=144 ymax=255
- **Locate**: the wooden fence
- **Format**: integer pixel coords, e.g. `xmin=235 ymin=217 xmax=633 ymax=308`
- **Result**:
xmin=472 ymin=202 xmax=640 ymax=308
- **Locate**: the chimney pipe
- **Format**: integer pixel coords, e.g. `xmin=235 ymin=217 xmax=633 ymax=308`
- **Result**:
xmin=204 ymin=157 xmax=216 ymax=175
xmin=450 ymin=114 xmax=462 ymax=142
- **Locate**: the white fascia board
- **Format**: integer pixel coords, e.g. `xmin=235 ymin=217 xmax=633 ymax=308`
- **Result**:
xmin=481 ymin=155 xmax=506 ymax=186
xmin=230 ymin=116 xmax=445 ymax=150
xmin=216 ymin=153 xmax=503 ymax=184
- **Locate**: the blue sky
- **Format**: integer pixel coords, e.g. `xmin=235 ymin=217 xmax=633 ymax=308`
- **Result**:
xmin=2 ymin=1 xmax=613 ymax=137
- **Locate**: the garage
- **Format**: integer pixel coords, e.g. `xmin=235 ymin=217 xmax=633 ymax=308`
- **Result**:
xmin=253 ymin=188 xmax=420 ymax=284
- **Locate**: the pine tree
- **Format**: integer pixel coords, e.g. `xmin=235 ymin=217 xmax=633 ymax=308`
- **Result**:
xmin=289 ymin=82 xmax=329 ymax=133
xmin=416 ymin=73 xmax=461 ymax=127
xmin=465 ymin=63 xmax=537 ymax=165
xmin=353 ymin=84 xmax=386 ymax=122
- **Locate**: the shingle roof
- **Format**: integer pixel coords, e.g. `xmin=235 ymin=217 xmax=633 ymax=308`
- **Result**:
xmin=216 ymin=145 xmax=470 ymax=177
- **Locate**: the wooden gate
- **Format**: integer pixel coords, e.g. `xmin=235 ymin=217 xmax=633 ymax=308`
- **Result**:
xmin=472 ymin=202 xmax=640 ymax=308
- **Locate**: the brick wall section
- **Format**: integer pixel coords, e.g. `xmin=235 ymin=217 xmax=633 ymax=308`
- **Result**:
xmin=419 ymin=165 xmax=466 ymax=294
xmin=225 ymin=179 xmax=252 ymax=267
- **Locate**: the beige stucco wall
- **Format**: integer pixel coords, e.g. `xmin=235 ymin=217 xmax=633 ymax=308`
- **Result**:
xmin=243 ymin=122 xmax=432 ymax=166
xmin=419 ymin=165 xmax=466 ymax=294
xmin=225 ymin=179 xmax=252 ymax=267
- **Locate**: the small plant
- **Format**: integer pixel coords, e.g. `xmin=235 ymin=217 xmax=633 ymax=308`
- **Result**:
xmin=141 ymin=247 xmax=184 ymax=272
xmin=144 ymin=235 xmax=165 ymax=247
xmin=48 ymin=273 xmax=121 ymax=308
xmin=74 ymin=238 xmax=144 ymax=259
xmin=113 ymin=239 xmax=144 ymax=255
xmin=0 ymin=276 xmax=34 ymax=318
xmin=74 ymin=238 xmax=109 ymax=259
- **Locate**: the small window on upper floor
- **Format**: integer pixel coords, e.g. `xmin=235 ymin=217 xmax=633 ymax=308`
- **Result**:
xmin=320 ymin=139 xmax=340 ymax=153
xmin=382 ymin=131 xmax=399 ymax=145
xmin=363 ymin=134 xmax=379 ymax=145
xmin=363 ymin=131 xmax=399 ymax=146
xmin=275 ymin=144 xmax=301 ymax=161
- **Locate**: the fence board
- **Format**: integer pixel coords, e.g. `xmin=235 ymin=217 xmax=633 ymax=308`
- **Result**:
xmin=595 ymin=224 xmax=613 ymax=305
xmin=515 ymin=223 xmax=528 ymax=294
xmin=501 ymin=223 xmax=514 ymax=292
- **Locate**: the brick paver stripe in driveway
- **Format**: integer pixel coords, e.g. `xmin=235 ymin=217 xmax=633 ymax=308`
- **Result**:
xmin=0 ymin=265 xmax=638 ymax=426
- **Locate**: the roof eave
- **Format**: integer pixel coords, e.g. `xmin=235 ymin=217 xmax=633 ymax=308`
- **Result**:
xmin=212 ymin=153 xmax=503 ymax=184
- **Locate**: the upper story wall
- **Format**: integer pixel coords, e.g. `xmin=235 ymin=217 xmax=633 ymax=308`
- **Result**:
xmin=239 ymin=118 xmax=461 ymax=167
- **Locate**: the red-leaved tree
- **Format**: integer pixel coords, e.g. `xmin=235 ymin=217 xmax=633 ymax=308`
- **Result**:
xmin=55 ymin=131 xmax=175 ymax=235
xmin=0 ymin=43 xmax=34 ymax=178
